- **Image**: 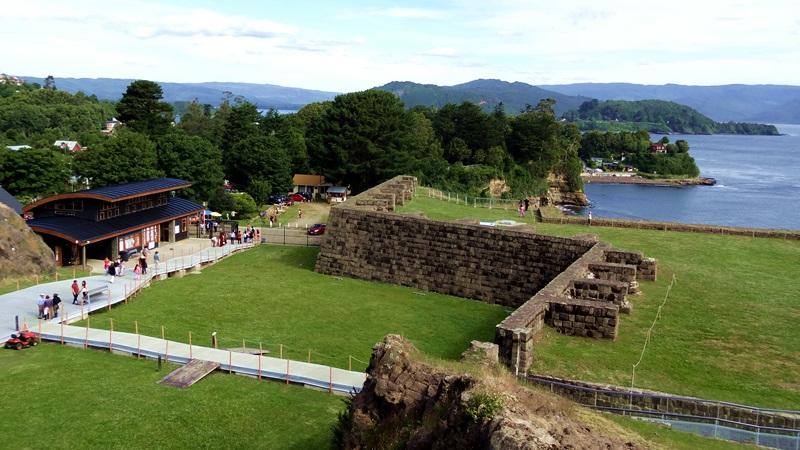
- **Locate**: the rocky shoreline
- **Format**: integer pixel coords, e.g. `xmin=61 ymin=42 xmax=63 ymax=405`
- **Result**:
xmin=582 ymin=174 xmax=716 ymax=186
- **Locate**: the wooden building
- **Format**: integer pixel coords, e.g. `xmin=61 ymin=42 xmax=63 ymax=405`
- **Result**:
xmin=23 ymin=178 xmax=203 ymax=266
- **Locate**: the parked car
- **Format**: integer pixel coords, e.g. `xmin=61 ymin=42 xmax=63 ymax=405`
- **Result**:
xmin=308 ymin=223 xmax=326 ymax=235
xmin=267 ymin=195 xmax=285 ymax=205
xmin=120 ymin=247 xmax=139 ymax=262
xmin=299 ymin=192 xmax=313 ymax=201
xmin=289 ymin=193 xmax=306 ymax=203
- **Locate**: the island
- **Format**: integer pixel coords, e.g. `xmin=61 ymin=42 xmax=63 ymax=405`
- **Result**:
xmin=564 ymin=99 xmax=780 ymax=135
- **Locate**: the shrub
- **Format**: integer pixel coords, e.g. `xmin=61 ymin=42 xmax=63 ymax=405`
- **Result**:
xmin=464 ymin=392 xmax=504 ymax=422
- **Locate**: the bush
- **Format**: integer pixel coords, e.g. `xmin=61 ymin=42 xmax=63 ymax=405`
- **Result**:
xmin=464 ymin=392 xmax=504 ymax=422
xmin=230 ymin=192 xmax=258 ymax=217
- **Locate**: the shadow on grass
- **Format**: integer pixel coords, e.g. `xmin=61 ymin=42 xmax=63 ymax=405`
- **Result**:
xmin=261 ymin=245 xmax=320 ymax=272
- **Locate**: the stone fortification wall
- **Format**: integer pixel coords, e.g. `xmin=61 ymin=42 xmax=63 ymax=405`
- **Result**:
xmin=316 ymin=176 xmax=594 ymax=308
xmin=316 ymin=176 xmax=657 ymax=373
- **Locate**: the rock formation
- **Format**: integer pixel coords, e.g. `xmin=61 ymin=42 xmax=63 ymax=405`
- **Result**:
xmin=336 ymin=335 xmax=648 ymax=449
xmin=0 ymin=203 xmax=55 ymax=281
xmin=541 ymin=173 xmax=589 ymax=207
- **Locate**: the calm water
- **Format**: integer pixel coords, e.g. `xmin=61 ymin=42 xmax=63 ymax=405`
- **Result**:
xmin=580 ymin=124 xmax=800 ymax=229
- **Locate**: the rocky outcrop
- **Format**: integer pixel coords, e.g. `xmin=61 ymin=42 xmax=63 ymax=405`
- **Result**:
xmin=0 ymin=204 xmax=55 ymax=281
xmin=541 ymin=173 xmax=589 ymax=207
xmin=336 ymin=335 xmax=648 ymax=450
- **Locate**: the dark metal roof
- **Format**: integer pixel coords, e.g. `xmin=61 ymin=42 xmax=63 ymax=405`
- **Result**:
xmin=78 ymin=178 xmax=190 ymax=200
xmin=27 ymin=197 xmax=203 ymax=244
xmin=0 ymin=186 xmax=22 ymax=214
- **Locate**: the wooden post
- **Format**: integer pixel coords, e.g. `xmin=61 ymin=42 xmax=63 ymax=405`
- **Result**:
xmin=84 ymin=316 xmax=89 ymax=349
xmin=161 ymin=325 xmax=165 ymax=340
xmin=279 ymin=344 xmax=283 ymax=359
xmin=136 ymin=321 xmax=141 ymax=357
xmin=258 ymin=342 xmax=263 ymax=380
xmin=242 ymin=338 xmax=245 ymax=351
xmin=109 ymin=318 xmax=113 ymax=350
xmin=189 ymin=332 xmax=193 ymax=360
xmin=107 ymin=296 xmax=111 ymax=312
xmin=349 ymin=355 xmax=352 ymax=371
xmin=38 ymin=319 xmax=42 ymax=343
xmin=73 ymin=266 xmax=76 ymax=278
xmin=308 ymin=349 xmax=311 ymax=363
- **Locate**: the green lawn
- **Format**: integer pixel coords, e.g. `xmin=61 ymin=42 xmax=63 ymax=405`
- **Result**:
xmin=0 ymin=344 xmax=341 ymax=449
xmin=605 ymin=415 xmax=755 ymax=450
xmin=78 ymin=245 xmax=509 ymax=371
xmin=398 ymin=191 xmax=800 ymax=408
xmin=0 ymin=266 xmax=92 ymax=295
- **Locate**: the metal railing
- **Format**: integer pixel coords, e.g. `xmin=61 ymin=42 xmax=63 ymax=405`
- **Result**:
xmin=524 ymin=375 xmax=800 ymax=449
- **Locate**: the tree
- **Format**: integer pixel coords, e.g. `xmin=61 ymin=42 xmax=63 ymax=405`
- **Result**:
xmin=246 ymin=179 xmax=272 ymax=206
xmin=230 ymin=192 xmax=258 ymax=217
xmin=156 ymin=129 xmax=224 ymax=202
xmin=208 ymin=186 xmax=234 ymax=212
xmin=43 ymin=75 xmax=56 ymax=90
xmin=117 ymin=80 xmax=173 ymax=136
xmin=178 ymin=101 xmax=215 ymax=142
xmin=0 ymin=148 xmax=70 ymax=199
xmin=73 ymin=129 xmax=162 ymax=187
xmin=227 ymin=135 xmax=292 ymax=195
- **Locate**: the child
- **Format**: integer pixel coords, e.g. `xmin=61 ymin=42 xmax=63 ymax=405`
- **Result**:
xmin=133 ymin=263 xmax=142 ymax=281
xmin=81 ymin=281 xmax=89 ymax=304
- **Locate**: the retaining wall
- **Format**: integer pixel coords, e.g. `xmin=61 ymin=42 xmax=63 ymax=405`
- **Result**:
xmin=316 ymin=176 xmax=657 ymax=373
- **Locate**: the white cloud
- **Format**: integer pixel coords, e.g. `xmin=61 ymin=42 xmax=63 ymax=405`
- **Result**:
xmin=380 ymin=8 xmax=445 ymax=19
xmin=422 ymin=47 xmax=458 ymax=57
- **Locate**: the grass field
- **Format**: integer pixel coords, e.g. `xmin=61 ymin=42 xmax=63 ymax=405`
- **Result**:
xmin=78 ymin=245 xmax=510 ymax=371
xmin=0 ymin=266 xmax=91 ymax=295
xmin=0 ymin=344 xmax=341 ymax=449
xmin=0 ymin=344 xmax=753 ymax=450
xmin=398 ymin=191 xmax=800 ymax=408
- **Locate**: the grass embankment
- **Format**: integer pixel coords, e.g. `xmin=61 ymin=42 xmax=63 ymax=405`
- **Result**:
xmin=398 ymin=192 xmax=800 ymax=408
xmin=0 ymin=344 xmax=341 ymax=449
xmin=78 ymin=245 xmax=509 ymax=371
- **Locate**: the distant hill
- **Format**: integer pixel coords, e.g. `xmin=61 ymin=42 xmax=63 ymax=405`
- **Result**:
xmin=540 ymin=83 xmax=800 ymax=124
xmin=375 ymin=79 xmax=589 ymax=115
xmin=567 ymin=99 xmax=779 ymax=135
xmin=23 ymin=77 xmax=339 ymax=110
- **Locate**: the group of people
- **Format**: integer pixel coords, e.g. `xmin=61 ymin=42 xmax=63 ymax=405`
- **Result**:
xmin=103 ymin=248 xmax=160 ymax=283
xmin=36 ymin=292 xmax=62 ymax=319
xmin=70 ymin=279 xmax=89 ymax=305
xmin=210 ymin=226 xmax=259 ymax=247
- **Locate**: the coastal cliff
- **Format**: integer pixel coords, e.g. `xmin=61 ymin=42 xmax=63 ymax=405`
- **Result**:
xmin=541 ymin=173 xmax=589 ymax=207
xmin=0 ymin=204 xmax=55 ymax=281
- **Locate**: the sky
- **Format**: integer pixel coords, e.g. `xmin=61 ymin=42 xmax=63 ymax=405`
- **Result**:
xmin=2 ymin=0 xmax=799 ymax=92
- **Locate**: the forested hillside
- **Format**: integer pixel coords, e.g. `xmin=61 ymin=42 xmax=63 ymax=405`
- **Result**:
xmin=1 ymin=80 xmax=586 ymax=212
xmin=565 ymin=99 xmax=779 ymax=135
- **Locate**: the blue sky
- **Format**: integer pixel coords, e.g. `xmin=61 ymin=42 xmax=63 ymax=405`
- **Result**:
xmin=2 ymin=0 xmax=798 ymax=91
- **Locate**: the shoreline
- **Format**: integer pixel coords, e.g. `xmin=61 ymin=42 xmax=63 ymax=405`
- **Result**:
xmin=581 ymin=174 xmax=716 ymax=186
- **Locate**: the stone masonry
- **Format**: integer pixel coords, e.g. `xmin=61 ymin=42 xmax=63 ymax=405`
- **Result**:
xmin=315 ymin=176 xmax=658 ymax=373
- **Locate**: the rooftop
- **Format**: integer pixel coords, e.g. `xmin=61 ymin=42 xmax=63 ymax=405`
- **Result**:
xmin=24 ymin=178 xmax=192 ymax=212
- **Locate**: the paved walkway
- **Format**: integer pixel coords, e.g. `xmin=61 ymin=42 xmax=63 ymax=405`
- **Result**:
xmin=37 ymin=322 xmax=366 ymax=394
xmin=0 ymin=240 xmax=254 ymax=339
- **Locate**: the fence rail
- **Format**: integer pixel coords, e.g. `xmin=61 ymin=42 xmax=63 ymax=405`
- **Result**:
xmin=525 ymin=375 xmax=800 ymax=449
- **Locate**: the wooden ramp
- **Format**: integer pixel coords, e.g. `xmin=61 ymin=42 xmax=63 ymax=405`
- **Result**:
xmin=159 ymin=359 xmax=220 ymax=388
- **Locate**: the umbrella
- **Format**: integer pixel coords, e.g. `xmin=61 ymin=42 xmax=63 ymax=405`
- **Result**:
xmin=210 ymin=212 xmax=222 ymax=217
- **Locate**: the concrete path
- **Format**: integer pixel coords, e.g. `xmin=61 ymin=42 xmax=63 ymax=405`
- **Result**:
xmin=0 ymin=241 xmax=255 ymax=340
xmin=37 ymin=322 xmax=366 ymax=394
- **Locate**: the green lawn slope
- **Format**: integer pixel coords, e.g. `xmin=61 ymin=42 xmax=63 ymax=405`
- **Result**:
xmin=397 ymin=192 xmax=800 ymax=408
xmin=78 ymin=245 xmax=509 ymax=371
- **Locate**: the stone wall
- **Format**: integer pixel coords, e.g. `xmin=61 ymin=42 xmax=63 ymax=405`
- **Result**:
xmin=315 ymin=176 xmax=657 ymax=372
xmin=547 ymin=299 xmax=619 ymax=338
xmin=316 ymin=177 xmax=594 ymax=308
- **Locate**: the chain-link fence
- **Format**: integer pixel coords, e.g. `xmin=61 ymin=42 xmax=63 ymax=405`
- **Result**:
xmin=258 ymin=226 xmax=324 ymax=246
xmin=425 ymin=187 xmax=524 ymax=211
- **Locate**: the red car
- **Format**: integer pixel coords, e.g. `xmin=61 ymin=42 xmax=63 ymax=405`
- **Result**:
xmin=308 ymin=223 xmax=326 ymax=235
xmin=289 ymin=193 xmax=306 ymax=203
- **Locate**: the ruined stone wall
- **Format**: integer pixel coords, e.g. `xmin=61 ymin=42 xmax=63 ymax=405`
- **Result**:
xmin=315 ymin=176 xmax=658 ymax=373
xmin=547 ymin=299 xmax=619 ymax=339
xmin=316 ymin=177 xmax=594 ymax=308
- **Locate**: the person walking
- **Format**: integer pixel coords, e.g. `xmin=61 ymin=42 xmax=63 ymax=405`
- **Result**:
xmin=154 ymin=251 xmax=161 ymax=270
xmin=133 ymin=263 xmax=142 ymax=281
xmin=71 ymin=280 xmax=81 ymax=304
xmin=81 ymin=280 xmax=89 ymax=304
xmin=588 ymin=211 xmax=593 ymax=226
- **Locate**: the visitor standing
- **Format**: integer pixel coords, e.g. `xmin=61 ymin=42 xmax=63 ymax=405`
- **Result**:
xmin=154 ymin=251 xmax=161 ymax=270
xmin=81 ymin=281 xmax=88 ymax=304
xmin=140 ymin=254 xmax=148 ymax=275
xmin=71 ymin=280 xmax=81 ymax=304
xmin=524 ymin=198 xmax=530 ymax=212
xmin=103 ymin=257 xmax=110 ymax=273
xmin=43 ymin=295 xmax=52 ymax=320
xmin=588 ymin=211 xmax=593 ymax=226
xmin=133 ymin=263 xmax=142 ymax=281
xmin=52 ymin=293 xmax=62 ymax=318
xmin=37 ymin=294 xmax=45 ymax=319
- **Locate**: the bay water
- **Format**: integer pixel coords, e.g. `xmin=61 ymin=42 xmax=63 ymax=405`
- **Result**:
xmin=579 ymin=124 xmax=800 ymax=230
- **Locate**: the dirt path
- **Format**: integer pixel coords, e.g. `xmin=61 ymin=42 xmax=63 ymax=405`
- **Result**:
xmin=280 ymin=201 xmax=331 ymax=227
